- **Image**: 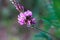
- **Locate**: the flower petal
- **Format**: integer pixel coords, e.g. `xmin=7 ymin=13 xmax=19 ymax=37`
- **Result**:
xmin=20 ymin=12 xmax=24 ymax=17
xmin=24 ymin=10 xmax=32 ymax=16
xmin=27 ymin=20 xmax=31 ymax=25
xmin=19 ymin=13 xmax=26 ymax=19
xmin=18 ymin=21 xmax=24 ymax=25
xmin=32 ymin=18 xmax=36 ymax=24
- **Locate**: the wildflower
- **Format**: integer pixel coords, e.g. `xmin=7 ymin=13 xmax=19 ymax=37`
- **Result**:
xmin=10 ymin=0 xmax=35 ymax=26
xmin=18 ymin=10 xmax=35 ymax=26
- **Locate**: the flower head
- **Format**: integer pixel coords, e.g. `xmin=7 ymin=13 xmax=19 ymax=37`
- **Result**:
xmin=18 ymin=10 xmax=35 ymax=26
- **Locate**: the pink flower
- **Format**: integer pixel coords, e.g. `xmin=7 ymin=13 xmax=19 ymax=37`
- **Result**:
xmin=10 ymin=0 xmax=36 ymax=26
xmin=18 ymin=10 xmax=35 ymax=26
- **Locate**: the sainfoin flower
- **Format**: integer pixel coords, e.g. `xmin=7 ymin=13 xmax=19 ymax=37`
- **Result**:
xmin=18 ymin=10 xmax=35 ymax=26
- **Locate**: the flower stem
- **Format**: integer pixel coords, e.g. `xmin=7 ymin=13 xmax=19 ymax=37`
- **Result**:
xmin=32 ymin=27 xmax=60 ymax=40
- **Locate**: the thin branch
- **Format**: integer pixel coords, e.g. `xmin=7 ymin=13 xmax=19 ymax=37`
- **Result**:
xmin=32 ymin=27 xmax=60 ymax=40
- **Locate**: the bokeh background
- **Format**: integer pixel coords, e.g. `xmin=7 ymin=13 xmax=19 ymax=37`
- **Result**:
xmin=0 ymin=0 xmax=60 ymax=40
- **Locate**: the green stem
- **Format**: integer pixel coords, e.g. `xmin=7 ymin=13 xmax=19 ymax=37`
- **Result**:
xmin=32 ymin=27 xmax=60 ymax=40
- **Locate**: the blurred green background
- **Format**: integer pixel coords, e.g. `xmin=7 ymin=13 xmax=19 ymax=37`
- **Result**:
xmin=0 ymin=0 xmax=60 ymax=40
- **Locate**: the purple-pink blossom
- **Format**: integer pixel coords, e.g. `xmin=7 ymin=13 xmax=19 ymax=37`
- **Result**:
xmin=18 ymin=10 xmax=35 ymax=26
